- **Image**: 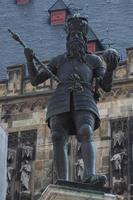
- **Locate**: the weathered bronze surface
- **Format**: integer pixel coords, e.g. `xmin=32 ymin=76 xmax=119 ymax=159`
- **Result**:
xmin=24 ymin=16 xmax=119 ymax=186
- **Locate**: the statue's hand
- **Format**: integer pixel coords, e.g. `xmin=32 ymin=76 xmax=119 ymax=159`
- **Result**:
xmin=103 ymin=48 xmax=120 ymax=71
xmin=24 ymin=48 xmax=34 ymax=62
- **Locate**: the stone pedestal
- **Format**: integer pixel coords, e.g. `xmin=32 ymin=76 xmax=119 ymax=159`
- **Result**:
xmin=0 ymin=127 xmax=8 ymax=200
xmin=40 ymin=180 xmax=117 ymax=200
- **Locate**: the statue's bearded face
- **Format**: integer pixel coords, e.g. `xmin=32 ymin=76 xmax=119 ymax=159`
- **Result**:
xmin=66 ymin=31 xmax=87 ymax=62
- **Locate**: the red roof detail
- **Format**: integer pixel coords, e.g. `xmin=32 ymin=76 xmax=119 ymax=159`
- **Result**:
xmin=16 ymin=0 xmax=29 ymax=4
xmin=87 ymin=42 xmax=96 ymax=53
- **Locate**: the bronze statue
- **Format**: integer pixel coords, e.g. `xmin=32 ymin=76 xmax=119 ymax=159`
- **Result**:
xmin=23 ymin=16 xmax=119 ymax=186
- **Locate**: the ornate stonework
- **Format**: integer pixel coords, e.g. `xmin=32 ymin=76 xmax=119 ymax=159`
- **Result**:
xmin=99 ymin=84 xmax=133 ymax=102
xmin=6 ymin=130 xmax=37 ymax=200
xmin=127 ymin=48 xmax=133 ymax=75
xmin=110 ymin=118 xmax=128 ymax=198
xmin=115 ymin=67 xmax=127 ymax=79
xmin=1 ymin=97 xmax=49 ymax=124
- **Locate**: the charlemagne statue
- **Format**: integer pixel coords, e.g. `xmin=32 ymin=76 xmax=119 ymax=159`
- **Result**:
xmin=24 ymin=16 xmax=119 ymax=186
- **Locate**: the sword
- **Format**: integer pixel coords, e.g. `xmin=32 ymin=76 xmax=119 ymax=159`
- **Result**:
xmin=8 ymin=29 xmax=60 ymax=83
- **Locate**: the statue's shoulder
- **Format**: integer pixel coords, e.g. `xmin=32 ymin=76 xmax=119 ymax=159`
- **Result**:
xmin=86 ymin=53 xmax=103 ymax=68
xmin=86 ymin=53 xmax=102 ymax=62
xmin=50 ymin=53 xmax=67 ymax=68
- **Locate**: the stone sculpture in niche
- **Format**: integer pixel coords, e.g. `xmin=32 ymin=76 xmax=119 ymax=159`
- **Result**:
xmin=20 ymin=160 xmax=31 ymax=192
xmin=22 ymin=143 xmax=33 ymax=160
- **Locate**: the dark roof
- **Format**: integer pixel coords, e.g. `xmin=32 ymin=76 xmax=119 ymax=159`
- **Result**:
xmin=48 ymin=0 xmax=68 ymax=12
xmin=87 ymin=25 xmax=105 ymax=50
xmin=0 ymin=0 xmax=133 ymax=79
xmin=87 ymin=26 xmax=98 ymax=41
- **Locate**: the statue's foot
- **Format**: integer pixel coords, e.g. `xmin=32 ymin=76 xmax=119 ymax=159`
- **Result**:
xmin=83 ymin=174 xmax=107 ymax=187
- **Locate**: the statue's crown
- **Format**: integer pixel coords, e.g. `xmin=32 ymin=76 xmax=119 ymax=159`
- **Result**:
xmin=65 ymin=15 xmax=88 ymax=36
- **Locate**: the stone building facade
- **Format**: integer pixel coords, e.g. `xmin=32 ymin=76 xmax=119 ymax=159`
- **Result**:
xmin=0 ymin=48 xmax=133 ymax=200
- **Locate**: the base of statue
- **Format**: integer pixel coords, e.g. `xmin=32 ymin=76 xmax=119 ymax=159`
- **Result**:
xmin=39 ymin=180 xmax=117 ymax=200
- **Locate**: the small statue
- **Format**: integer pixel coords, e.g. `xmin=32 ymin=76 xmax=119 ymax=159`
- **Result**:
xmin=7 ymin=149 xmax=15 ymax=163
xmin=7 ymin=166 xmax=14 ymax=193
xmin=22 ymin=143 xmax=33 ymax=160
xmin=75 ymin=158 xmax=84 ymax=181
xmin=20 ymin=160 xmax=31 ymax=192
xmin=111 ymin=152 xmax=126 ymax=178
xmin=24 ymin=16 xmax=119 ymax=186
xmin=113 ymin=130 xmax=126 ymax=149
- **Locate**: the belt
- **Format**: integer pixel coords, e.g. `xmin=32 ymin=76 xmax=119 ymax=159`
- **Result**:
xmin=58 ymin=81 xmax=93 ymax=92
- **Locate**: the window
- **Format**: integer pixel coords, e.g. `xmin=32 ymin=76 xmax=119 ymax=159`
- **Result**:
xmin=48 ymin=0 xmax=69 ymax=25
xmin=51 ymin=10 xmax=66 ymax=25
xmin=87 ymin=42 xmax=96 ymax=53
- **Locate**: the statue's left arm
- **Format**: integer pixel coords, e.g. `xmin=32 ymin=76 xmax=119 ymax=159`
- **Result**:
xmin=93 ymin=51 xmax=119 ymax=92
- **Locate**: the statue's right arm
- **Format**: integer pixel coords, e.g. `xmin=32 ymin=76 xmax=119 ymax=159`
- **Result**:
xmin=24 ymin=48 xmax=57 ymax=86
xmin=27 ymin=60 xmax=51 ymax=86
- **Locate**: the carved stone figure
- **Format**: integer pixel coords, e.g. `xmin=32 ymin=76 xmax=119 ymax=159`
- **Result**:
xmin=24 ymin=16 xmax=119 ymax=186
xmin=113 ymin=130 xmax=126 ymax=149
xmin=7 ymin=166 xmax=14 ymax=193
xmin=111 ymin=152 xmax=126 ymax=179
xmin=22 ymin=143 xmax=33 ymax=160
xmin=20 ymin=160 xmax=31 ymax=192
xmin=75 ymin=158 xmax=84 ymax=181
xmin=7 ymin=149 xmax=15 ymax=163
xmin=7 ymin=166 xmax=14 ymax=182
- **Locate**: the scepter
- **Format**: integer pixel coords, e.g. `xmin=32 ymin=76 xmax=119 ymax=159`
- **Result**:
xmin=8 ymin=29 xmax=60 ymax=83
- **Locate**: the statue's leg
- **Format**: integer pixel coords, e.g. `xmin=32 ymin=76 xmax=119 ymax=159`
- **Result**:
xmin=50 ymin=114 xmax=69 ymax=180
xmin=74 ymin=111 xmax=96 ymax=177
xmin=74 ymin=111 xmax=107 ymax=186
